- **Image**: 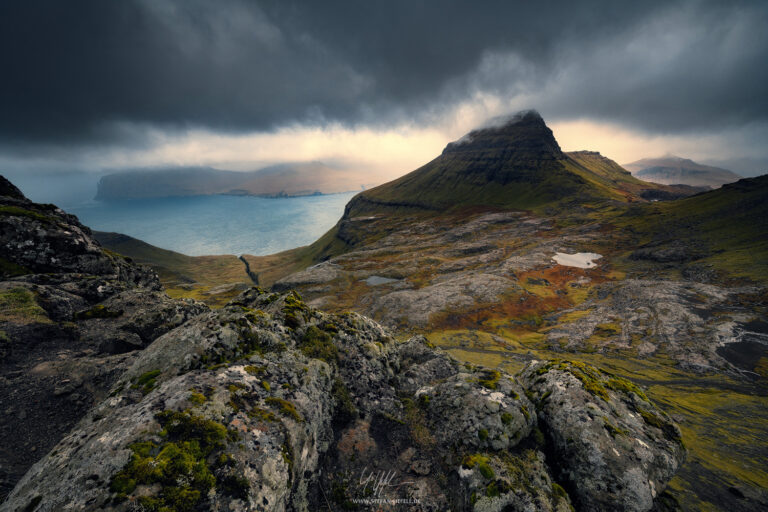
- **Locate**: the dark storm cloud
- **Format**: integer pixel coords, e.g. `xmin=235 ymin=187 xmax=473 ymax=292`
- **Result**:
xmin=0 ymin=0 xmax=766 ymax=147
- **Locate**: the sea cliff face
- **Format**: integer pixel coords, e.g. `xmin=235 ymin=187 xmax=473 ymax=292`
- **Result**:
xmin=0 ymin=177 xmax=685 ymax=511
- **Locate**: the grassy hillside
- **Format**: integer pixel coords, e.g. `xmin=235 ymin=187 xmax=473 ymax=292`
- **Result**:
xmin=93 ymin=232 xmax=255 ymax=306
xmin=611 ymin=175 xmax=768 ymax=282
xmin=292 ymin=132 xmax=700 ymax=266
xmin=565 ymin=151 xmax=702 ymax=201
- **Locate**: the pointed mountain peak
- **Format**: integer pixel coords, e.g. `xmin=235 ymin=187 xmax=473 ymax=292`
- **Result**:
xmin=443 ymin=109 xmax=562 ymax=158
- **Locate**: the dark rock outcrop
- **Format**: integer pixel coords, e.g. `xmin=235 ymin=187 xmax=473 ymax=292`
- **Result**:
xmin=0 ymin=178 xmax=208 ymax=498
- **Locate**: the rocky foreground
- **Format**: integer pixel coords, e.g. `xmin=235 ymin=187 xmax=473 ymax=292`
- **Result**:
xmin=0 ymin=177 xmax=684 ymax=511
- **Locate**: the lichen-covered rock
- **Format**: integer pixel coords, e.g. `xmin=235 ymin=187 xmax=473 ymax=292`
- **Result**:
xmin=520 ymin=360 xmax=686 ymax=512
xmin=2 ymin=290 xmax=541 ymax=511
xmin=0 ymin=179 xmax=207 ymax=498
xmin=3 ymin=285 xmax=686 ymax=512
xmin=395 ymin=339 xmax=535 ymax=452
xmin=4 ymin=294 xmax=347 ymax=512
xmin=460 ymin=450 xmax=574 ymax=512
xmin=0 ymin=184 xmax=148 ymax=282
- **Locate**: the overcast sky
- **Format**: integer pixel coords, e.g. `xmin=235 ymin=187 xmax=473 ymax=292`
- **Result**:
xmin=1 ymin=0 xmax=767 ymax=180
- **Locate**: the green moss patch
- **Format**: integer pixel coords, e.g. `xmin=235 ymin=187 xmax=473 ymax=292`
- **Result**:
xmin=0 ymin=205 xmax=54 ymax=224
xmin=552 ymin=482 xmax=568 ymax=500
xmin=265 ymin=397 xmax=304 ymax=423
xmin=131 ymin=370 xmax=162 ymax=395
xmin=110 ymin=410 xmax=241 ymax=511
xmin=462 ymin=454 xmax=495 ymax=480
xmin=605 ymin=376 xmax=648 ymax=401
xmin=244 ymin=364 xmax=266 ymax=376
xmin=478 ymin=369 xmax=501 ymax=390
xmin=188 ymin=391 xmax=207 ymax=405
xmin=299 ymin=325 xmax=338 ymax=363
xmin=248 ymin=407 xmax=277 ymax=422
xmin=282 ymin=291 xmax=309 ymax=329
xmin=593 ymin=322 xmax=622 ymax=338
xmin=73 ymin=304 xmax=123 ymax=321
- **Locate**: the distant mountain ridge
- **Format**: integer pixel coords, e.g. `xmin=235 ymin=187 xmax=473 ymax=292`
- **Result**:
xmin=95 ymin=162 xmax=375 ymax=200
xmin=623 ymin=155 xmax=741 ymax=189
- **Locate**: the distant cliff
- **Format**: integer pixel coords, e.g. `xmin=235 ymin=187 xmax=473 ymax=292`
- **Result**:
xmin=95 ymin=162 xmax=375 ymax=200
xmin=623 ymin=155 xmax=742 ymax=188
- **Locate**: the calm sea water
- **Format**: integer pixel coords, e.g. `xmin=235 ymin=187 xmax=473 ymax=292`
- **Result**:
xmin=66 ymin=193 xmax=356 ymax=256
xmin=8 ymin=172 xmax=356 ymax=256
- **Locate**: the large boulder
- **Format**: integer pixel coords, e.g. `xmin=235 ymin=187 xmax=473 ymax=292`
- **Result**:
xmin=520 ymin=360 xmax=685 ymax=512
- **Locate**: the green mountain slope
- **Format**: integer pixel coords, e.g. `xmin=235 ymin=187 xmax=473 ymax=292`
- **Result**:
xmin=346 ymin=111 xmax=696 ymax=219
xmin=566 ymin=151 xmax=706 ymax=201
xmin=615 ymin=174 xmax=768 ymax=281
xmin=304 ymin=111 xmax=698 ymax=261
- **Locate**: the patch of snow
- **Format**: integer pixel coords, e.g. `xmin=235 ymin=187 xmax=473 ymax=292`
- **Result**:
xmin=552 ymin=252 xmax=603 ymax=268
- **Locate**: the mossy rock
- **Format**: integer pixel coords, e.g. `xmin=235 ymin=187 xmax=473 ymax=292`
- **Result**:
xmin=0 ymin=205 xmax=54 ymax=224
xmin=131 ymin=370 xmax=161 ymax=395
xmin=109 ymin=410 xmax=239 ymax=510
xmin=73 ymin=304 xmax=123 ymax=321
xmin=478 ymin=369 xmax=501 ymax=390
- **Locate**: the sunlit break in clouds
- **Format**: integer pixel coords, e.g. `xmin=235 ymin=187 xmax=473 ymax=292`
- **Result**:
xmin=1 ymin=0 xmax=767 ymax=180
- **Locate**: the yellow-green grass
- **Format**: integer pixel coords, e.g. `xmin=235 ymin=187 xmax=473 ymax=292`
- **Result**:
xmin=94 ymin=231 xmax=254 ymax=307
xmin=163 ymin=255 xmax=254 ymax=307
xmin=609 ymin=176 xmax=768 ymax=284
xmin=557 ymin=308 xmax=594 ymax=323
xmin=0 ymin=287 xmax=50 ymax=324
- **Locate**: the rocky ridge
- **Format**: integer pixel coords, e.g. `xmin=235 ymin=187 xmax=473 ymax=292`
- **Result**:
xmin=3 ymin=288 xmax=683 ymax=512
xmin=0 ymin=177 xmax=685 ymax=510
xmin=0 ymin=178 xmax=207 ymax=499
